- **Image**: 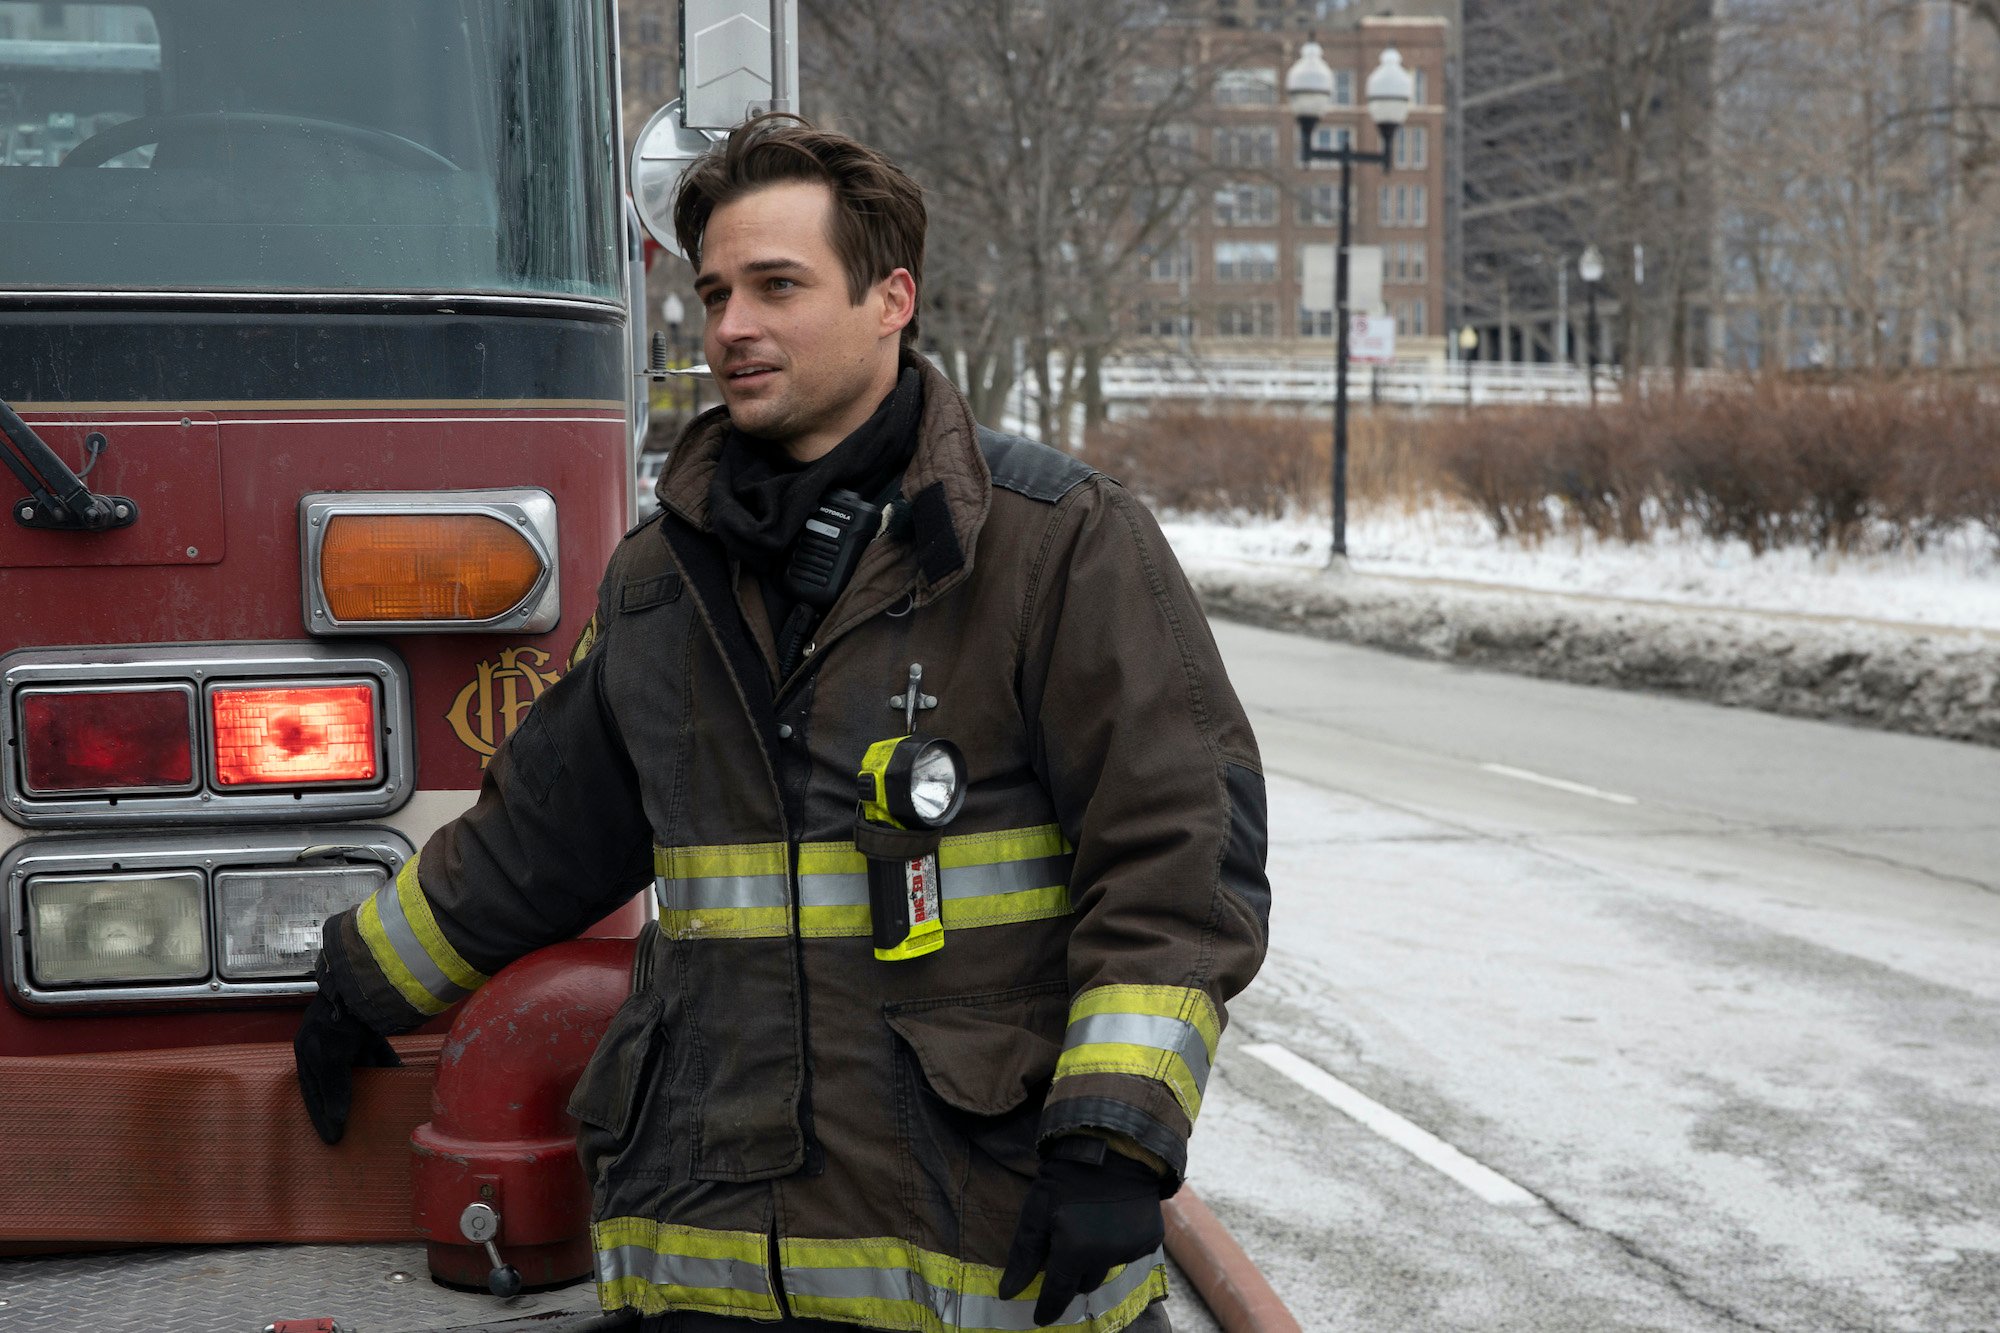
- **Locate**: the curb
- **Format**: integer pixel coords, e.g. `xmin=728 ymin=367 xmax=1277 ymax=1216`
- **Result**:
xmin=1163 ymin=1187 xmax=1299 ymax=1333
xmin=1189 ymin=567 xmax=2000 ymax=749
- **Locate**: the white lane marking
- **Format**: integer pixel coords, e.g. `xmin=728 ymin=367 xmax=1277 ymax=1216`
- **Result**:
xmin=1240 ymin=1043 xmax=1544 ymax=1209
xmin=1479 ymin=762 xmax=1639 ymax=806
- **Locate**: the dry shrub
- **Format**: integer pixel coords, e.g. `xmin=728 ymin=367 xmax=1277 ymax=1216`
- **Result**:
xmin=1428 ymin=410 xmax=1561 ymax=539
xmin=1429 ymin=379 xmax=2000 ymax=555
xmin=1091 ymin=382 xmax=2000 ymax=557
xmin=1086 ymin=406 xmax=1442 ymax=517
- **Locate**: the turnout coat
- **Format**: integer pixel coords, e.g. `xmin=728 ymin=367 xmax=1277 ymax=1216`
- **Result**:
xmin=322 ymin=358 xmax=1271 ymax=1332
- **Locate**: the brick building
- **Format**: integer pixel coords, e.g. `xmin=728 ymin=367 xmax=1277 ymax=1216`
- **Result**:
xmin=615 ymin=3 xmax=1452 ymax=365
xmin=1132 ymin=15 xmax=1451 ymax=364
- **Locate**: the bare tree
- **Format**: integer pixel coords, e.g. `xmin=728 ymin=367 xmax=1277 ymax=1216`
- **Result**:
xmin=1463 ymin=0 xmax=1721 ymax=379
xmin=1715 ymin=0 xmax=2000 ymax=372
xmin=803 ymin=0 xmax=1216 ymax=443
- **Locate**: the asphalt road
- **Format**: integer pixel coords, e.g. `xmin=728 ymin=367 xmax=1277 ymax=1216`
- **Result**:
xmin=1184 ymin=618 xmax=2000 ymax=1333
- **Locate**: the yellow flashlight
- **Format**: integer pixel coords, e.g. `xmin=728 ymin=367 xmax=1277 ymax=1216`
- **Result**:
xmin=854 ymin=734 xmax=966 ymax=961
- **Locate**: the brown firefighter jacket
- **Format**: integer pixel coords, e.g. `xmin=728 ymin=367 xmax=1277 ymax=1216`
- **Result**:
xmin=321 ymin=358 xmax=1270 ymax=1333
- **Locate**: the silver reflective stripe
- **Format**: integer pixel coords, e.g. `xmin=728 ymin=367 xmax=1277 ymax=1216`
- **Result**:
xmin=597 ymin=1244 xmax=771 ymax=1296
xmin=372 ymin=880 xmax=467 ymax=1005
xmin=943 ymin=853 xmax=1071 ymax=900
xmin=1065 ymin=1012 xmax=1212 ymax=1091
xmin=798 ymin=870 xmax=868 ymax=908
xmin=783 ymin=1249 xmax=1165 ymax=1332
xmin=655 ymin=873 xmax=789 ymax=912
xmin=957 ymin=1250 xmax=1166 ymax=1332
xmin=797 ymin=854 xmax=1073 ymax=910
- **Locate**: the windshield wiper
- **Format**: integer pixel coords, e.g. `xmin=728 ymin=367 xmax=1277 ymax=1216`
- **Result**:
xmin=0 ymin=397 xmax=137 ymax=532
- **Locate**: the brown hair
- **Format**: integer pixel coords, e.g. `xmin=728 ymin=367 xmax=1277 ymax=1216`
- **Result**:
xmin=672 ymin=113 xmax=926 ymax=348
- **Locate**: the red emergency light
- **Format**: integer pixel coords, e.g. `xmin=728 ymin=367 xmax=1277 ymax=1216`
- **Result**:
xmin=210 ymin=683 xmax=379 ymax=787
xmin=18 ymin=686 xmax=198 ymax=794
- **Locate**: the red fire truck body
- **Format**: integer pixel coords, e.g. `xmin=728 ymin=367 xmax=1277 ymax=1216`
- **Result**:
xmin=0 ymin=0 xmax=666 ymax=1325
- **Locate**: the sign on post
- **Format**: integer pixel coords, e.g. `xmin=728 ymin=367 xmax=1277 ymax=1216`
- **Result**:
xmin=682 ymin=0 xmax=800 ymax=129
xmin=1348 ymin=313 xmax=1397 ymax=364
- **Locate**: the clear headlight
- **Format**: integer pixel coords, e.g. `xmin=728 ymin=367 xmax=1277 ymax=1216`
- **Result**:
xmin=216 ymin=864 xmax=385 ymax=980
xmin=909 ymin=744 xmax=962 ymax=824
xmin=27 ymin=872 xmax=208 ymax=986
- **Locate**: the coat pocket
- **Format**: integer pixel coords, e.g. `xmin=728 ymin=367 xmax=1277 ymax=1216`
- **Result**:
xmin=568 ymin=987 xmax=665 ymax=1184
xmin=885 ymin=981 xmax=1068 ymax=1247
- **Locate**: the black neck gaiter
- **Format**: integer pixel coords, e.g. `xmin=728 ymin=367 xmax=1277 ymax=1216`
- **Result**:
xmin=708 ymin=364 xmax=925 ymax=575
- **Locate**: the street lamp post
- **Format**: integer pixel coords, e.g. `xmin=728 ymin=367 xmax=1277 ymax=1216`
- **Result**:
xmin=1458 ymin=324 xmax=1478 ymax=412
xmin=1286 ymin=41 xmax=1413 ymax=566
xmin=1578 ymin=245 xmax=1604 ymax=408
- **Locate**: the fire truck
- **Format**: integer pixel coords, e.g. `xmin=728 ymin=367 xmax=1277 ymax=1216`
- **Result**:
xmin=0 ymin=2 xmax=793 ymax=1327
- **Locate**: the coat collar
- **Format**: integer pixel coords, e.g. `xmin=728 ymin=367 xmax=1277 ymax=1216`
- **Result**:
xmin=653 ymin=355 xmax=992 ymax=603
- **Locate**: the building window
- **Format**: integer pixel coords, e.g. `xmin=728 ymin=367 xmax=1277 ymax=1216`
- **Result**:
xmin=1412 ymin=67 xmax=1430 ymax=105
xmin=1216 ymin=302 xmax=1277 ymax=338
xmin=1398 ymin=299 xmax=1428 ymax=336
xmin=638 ymin=13 xmax=663 ymax=45
xmin=1133 ymin=186 xmax=1196 ymax=227
xmin=1214 ymin=182 xmax=1277 ymax=226
xmin=1146 ymin=240 xmax=1194 ymax=282
xmin=1215 ymin=67 xmax=1278 ymax=106
xmin=1296 ymin=184 xmax=1357 ymax=226
xmin=1132 ymin=66 xmax=1181 ymax=104
xmin=1298 ymin=184 xmax=1335 ymax=227
xmin=1385 ymin=242 xmax=1428 ymax=282
xmin=1159 ymin=123 xmax=1197 ymax=162
xmin=1133 ymin=302 xmax=1192 ymax=339
xmin=1215 ymin=126 xmax=1276 ymax=168
xmin=1332 ymin=69 xmax=1355 ymax=106
xmin=1305 ymin=123 xmax=1353 ymax=167
xmin=1378 ymin=183 xmax=1426 ymax=227
xmin=1215 ymin=240 xmax=1279 ymax=282
xmin=1393 ymin=125 xmax=1428 ymax=170
xmin=1299 ymin=308 xmax=1336 ymax=337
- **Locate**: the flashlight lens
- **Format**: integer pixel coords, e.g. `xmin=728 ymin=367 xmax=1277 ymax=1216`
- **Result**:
xmin=909 ymin=745 xmax=960 ymax=823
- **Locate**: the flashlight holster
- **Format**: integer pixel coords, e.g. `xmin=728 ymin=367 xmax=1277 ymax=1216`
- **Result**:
xmin=854 ymin=817 xmax=945 ymax=962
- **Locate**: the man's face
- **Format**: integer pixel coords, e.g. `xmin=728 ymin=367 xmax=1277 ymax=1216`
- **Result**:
xmin=696 ymin=180 xmax=912 ymax=462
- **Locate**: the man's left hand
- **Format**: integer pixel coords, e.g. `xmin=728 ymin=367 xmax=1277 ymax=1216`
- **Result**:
xmin=997 ymin=1138 xmax=1165 ymax=1326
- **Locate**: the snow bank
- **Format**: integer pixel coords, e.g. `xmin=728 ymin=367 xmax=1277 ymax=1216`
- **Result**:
xmin=1164 ymin=512 xmax=2000 ymax=748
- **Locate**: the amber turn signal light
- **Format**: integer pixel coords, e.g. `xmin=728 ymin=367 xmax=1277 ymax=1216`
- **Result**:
xmin=320 ymin=512 xmax=544 ymax=623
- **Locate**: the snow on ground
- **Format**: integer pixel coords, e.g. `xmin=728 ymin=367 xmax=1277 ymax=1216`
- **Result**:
xmin=1160 ymin=505 xmax=2000 ymax=634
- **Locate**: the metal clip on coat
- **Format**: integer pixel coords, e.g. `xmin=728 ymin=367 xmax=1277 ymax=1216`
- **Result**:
xmin=855 ymin=664 xmax=965 ymax=962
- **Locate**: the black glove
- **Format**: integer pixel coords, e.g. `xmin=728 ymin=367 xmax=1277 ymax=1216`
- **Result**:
xmin=998 ymin=1136 xmax=1166 ymax=1326
xmin=293 ymin=955 xmax=400 ymax=1145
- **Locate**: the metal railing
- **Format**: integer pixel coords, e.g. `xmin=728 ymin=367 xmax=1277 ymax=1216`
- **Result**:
xmin=1095 ymin=357 xmax=1662 ymax=408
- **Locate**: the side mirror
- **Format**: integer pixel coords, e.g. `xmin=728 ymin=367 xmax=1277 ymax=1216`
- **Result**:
xmin=629 ymin=100 xmax=725 ymax=259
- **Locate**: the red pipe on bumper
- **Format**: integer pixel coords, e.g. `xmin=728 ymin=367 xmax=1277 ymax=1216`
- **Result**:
xmin=1163 ymin=1186 xmax=1302 ymax=1333
xmin=410 ymin=936 xmax=636 ymax=1291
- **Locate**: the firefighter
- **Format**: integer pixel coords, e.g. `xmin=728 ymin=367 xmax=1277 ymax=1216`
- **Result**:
xmin=295 ymin=114 xmax=1269 ymax=1333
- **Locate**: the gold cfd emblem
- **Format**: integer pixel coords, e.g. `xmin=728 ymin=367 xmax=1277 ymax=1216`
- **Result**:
xmin=446 ymin=646 xmax=563 ymax=768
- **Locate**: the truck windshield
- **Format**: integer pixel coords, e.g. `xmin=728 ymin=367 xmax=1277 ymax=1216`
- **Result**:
xmin=0 ymin=0 xmax=620 ymax=300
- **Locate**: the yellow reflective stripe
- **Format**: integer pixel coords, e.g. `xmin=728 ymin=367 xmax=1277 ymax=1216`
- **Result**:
xmin=658 ymin=906 xmax=791 ymax=940
xmin=939 ymin=823 xmax=1070 ymax=868
xmin=594 ymin=1217 xmax=767 ymax=1262
xmin=592 ymin=1218 xmax=779 ymax=1319
xmin=1068 ymin=984 xmax=1221 ymax=1058
xmin=945 ymin=883 xmax=1071 ymax=928
xmin=798 ymin=843 xmax=867 ymax=877
xmin=649 ymin=826 xmax=1076 ymax=941
xmin=798 ymin=903 xmax=873 ymax=938
xmin=1056 ymin=985 xmax=1222 ymax=1123
xmin=781 ymin=1236 xmax=1166 ymax=1333
xmin=1054 ymin=1042 xmax=1207 ymax=1121
xmin=653 ymin=843 xmax=788 ymax=879
xmin=355 ymin=892 xmax=449 ymax=1017
xmin=393 ymin=858 xmax=488 ymax=994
